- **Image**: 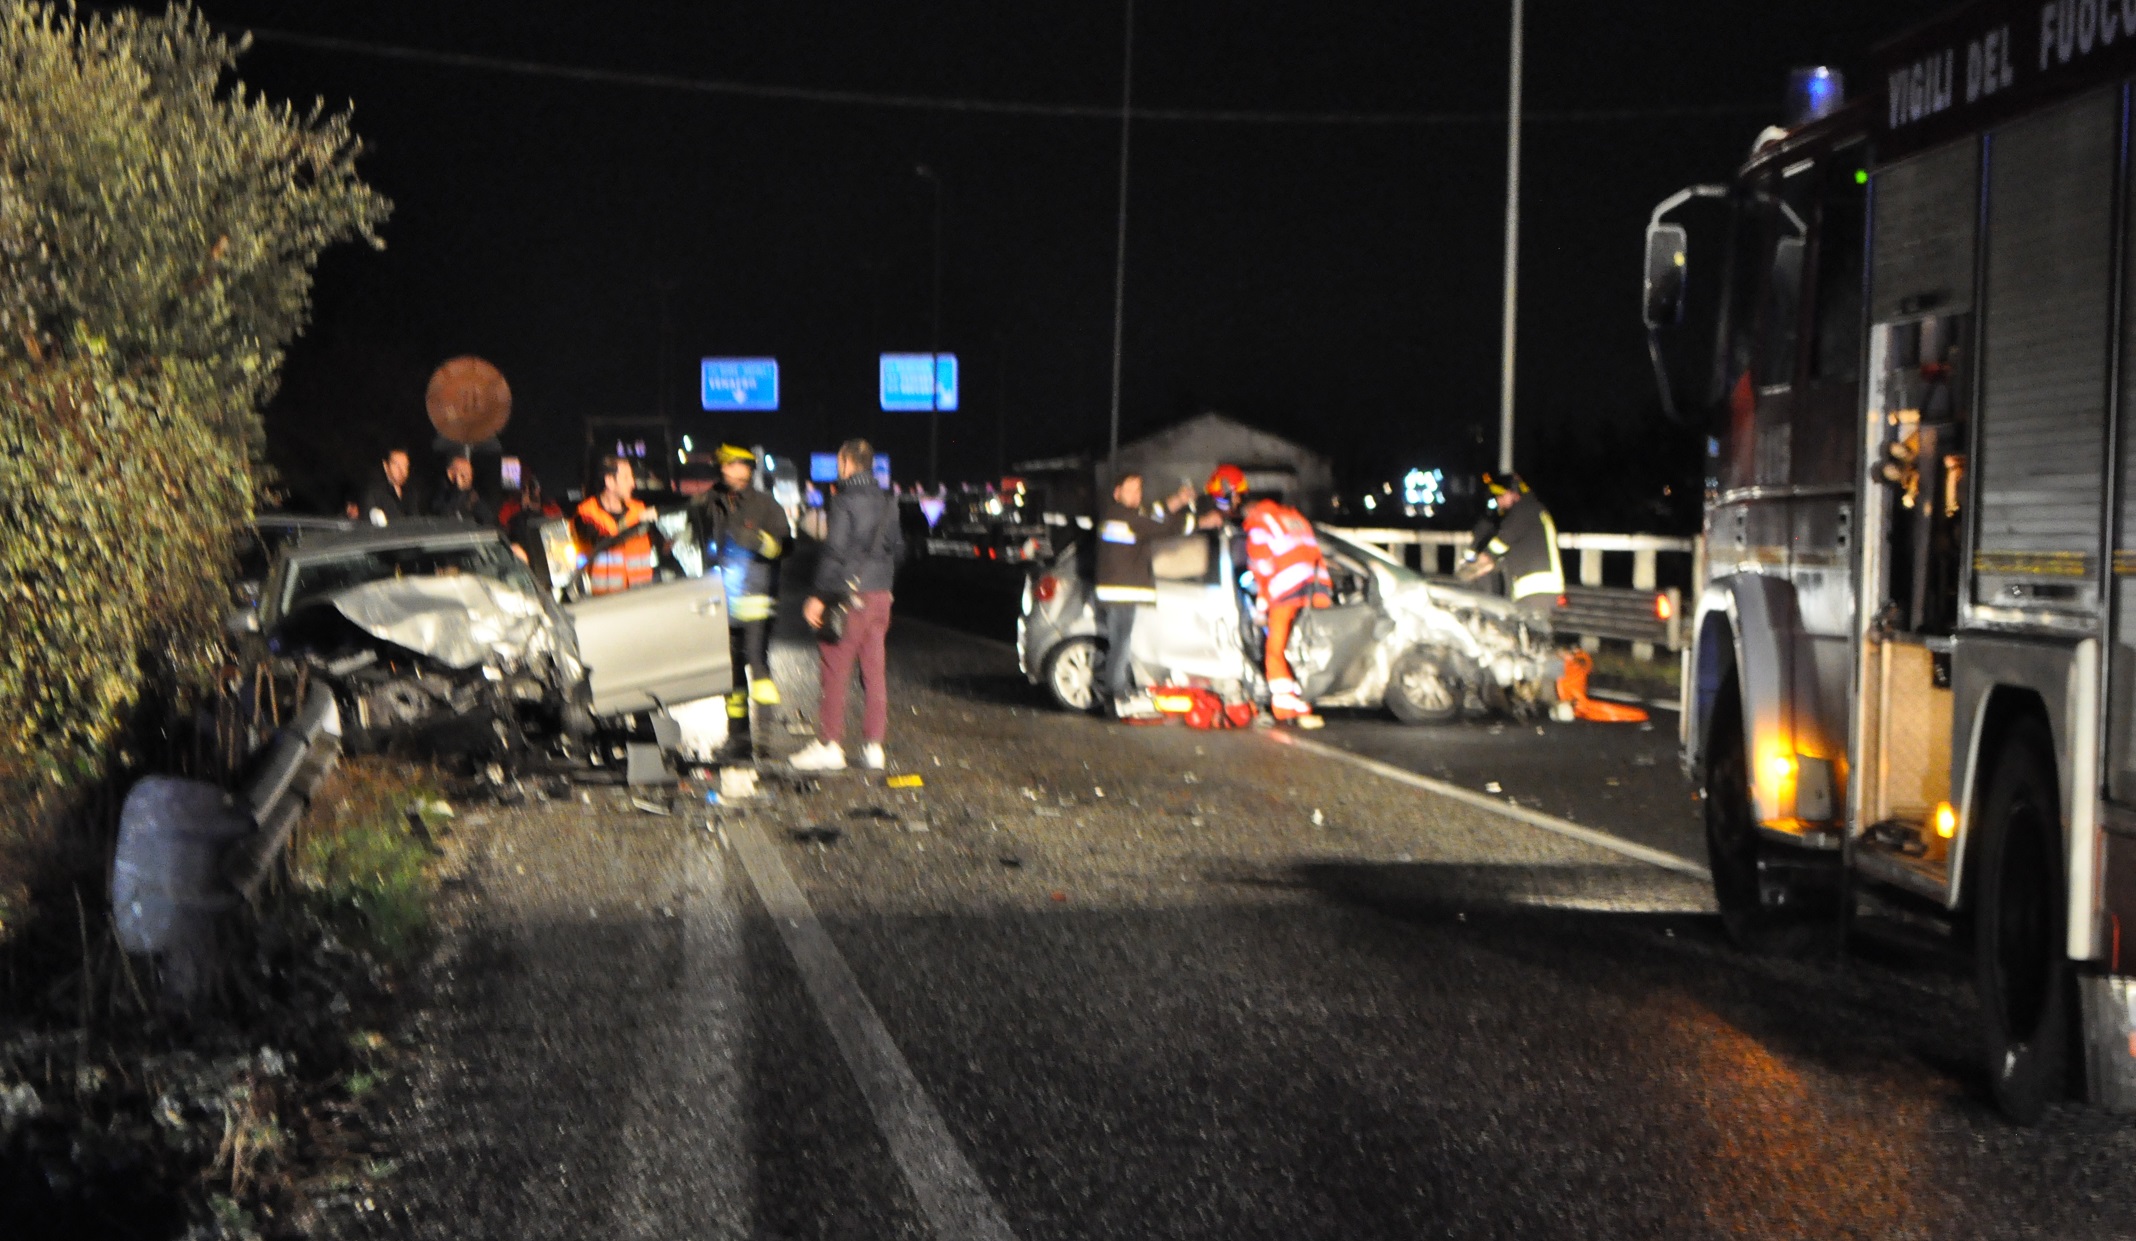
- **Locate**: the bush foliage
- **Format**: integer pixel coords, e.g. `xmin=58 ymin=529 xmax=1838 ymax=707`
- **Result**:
xmin=0 ymin=3 xmax=388 ymax=796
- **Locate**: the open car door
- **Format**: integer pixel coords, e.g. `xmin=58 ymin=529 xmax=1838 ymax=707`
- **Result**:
xmin=1134 ymin=532 xmax=1250 ymax=684
xmin=1289 ymin=533 xmax=1385 ymax=700
xmin=565 ymin=577 xmax=733 ymax=716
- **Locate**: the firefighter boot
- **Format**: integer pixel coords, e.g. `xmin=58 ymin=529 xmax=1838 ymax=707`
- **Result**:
xmin=1269 ymin=678 xmax=1320 ymax=728
xmin=749 ymin=674 xmax=782 ymax=707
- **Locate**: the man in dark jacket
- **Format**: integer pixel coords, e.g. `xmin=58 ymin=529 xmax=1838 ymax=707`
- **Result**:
xmin=359 ymin=449 xmax=418 ymax=525
xmin=1093 ymin=472 xmax=1198 ymax=716
xmin=793 ymin=439 xmax=904 ymax=772
xmin=433 ymin=455 xmax=494 ymax=525
xmin=689 ymin=444 xmax=794 ymax=722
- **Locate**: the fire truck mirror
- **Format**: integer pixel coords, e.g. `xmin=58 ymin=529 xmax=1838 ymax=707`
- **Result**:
xmin=1642 ymin=223 xmax=1689 ymax=329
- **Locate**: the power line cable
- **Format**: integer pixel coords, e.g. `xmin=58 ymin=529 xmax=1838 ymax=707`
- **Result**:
xmin=239 ymin=25 xmax=1769 ymax=127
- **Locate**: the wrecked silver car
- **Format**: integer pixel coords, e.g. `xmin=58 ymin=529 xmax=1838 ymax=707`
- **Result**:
xmin=232 ymin=520 xmax=731 ymax=760
xmin=1018 ymin=523 xmax=1562 ymax=722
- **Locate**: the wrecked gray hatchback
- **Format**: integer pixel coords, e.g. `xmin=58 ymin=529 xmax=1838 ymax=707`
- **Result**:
xmin=233 ymin=519 xmax=731 ymax=762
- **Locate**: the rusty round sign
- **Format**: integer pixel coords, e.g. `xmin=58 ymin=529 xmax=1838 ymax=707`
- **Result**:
xmin=425 ymin=356 xmax=512 ymax=445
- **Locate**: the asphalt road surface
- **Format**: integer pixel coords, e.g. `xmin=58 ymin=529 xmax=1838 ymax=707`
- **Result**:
xmin=348 ymin=591 xmax=2136 ymax=1240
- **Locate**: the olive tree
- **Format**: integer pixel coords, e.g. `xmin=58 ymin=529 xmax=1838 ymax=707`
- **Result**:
xmin=0 ymin=2 xmax=389 ymax=796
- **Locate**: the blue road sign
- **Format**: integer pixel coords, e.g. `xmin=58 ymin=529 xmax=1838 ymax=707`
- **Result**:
xmin=701 ymin=358 xmax=779 ymax=411
xmin=809 ymin=452 xmax=892 ymax=487
xmin=878 ymin=353 xmax=958 ymax=412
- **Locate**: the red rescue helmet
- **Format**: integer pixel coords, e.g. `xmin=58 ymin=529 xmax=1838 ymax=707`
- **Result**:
xmin=1205 ymin=464 xmax=1248 ymax=500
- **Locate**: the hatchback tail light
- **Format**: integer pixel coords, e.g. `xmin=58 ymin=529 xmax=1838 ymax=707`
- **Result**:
xmin=1035 ymin=574 xmax=1059 ymax=603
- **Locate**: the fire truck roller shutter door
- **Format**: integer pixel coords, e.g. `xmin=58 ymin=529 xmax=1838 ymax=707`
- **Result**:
xmin=1974 ymin=88 xmax=2116 ymax=614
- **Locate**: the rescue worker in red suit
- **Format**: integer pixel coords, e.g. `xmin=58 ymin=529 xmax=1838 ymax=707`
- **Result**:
xmin=1205 ymin=465 xmax=1329 ymax=729
xmin=572 ymin=455 xmax=658 ymax=596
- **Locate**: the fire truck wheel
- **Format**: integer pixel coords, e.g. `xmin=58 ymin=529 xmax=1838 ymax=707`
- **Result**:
xmin=1386 ymin=648 xmax=1460 ymax=724
xmin=1043 ymin=637 xmax=1102 ymax=713
xmin=1703 ymin=677 xmax=1838 ymax=954
xmin=1703 ymin=682 xmax=1769 ymax=947
xmin=1972 ymin=719 xmax=2072 ymax=1125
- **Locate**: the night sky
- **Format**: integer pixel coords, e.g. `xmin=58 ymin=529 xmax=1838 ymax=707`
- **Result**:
xmin=175 ymin=0 xmax=1951 ymax=525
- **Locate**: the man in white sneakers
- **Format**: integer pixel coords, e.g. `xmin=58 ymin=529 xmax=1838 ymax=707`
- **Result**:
xmin=790 ymin=439 xmax=902 ymax=772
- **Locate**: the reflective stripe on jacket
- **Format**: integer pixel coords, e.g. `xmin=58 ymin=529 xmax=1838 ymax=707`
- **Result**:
xmin=1093 ymin=498 xmax=1192 ymax=603
xmin=1476 ymin=500 xmax=1564 ymax=602
xmin=1243 ymin=500 xmax=1331 ymax=608
xmin=573 ymin=496 xmax=657 ymax=595
xmin=692 ymin=485 xmax=792 ymax=621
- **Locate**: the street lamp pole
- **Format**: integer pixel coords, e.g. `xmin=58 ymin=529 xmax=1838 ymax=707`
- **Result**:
xmin=1106 ymin=0 xmax=1135 ymax=463
xmin=916 ymin=165 xmax=945 ymax=485
xmin=653 ymin=276 xmax=679 ymax=422
xmin=1497 ymin=0 xmax=1523 ymax=476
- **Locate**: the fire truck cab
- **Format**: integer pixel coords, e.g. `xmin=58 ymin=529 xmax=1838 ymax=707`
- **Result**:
xmin=1644 ymin=0 xmax=2136 ymax=1121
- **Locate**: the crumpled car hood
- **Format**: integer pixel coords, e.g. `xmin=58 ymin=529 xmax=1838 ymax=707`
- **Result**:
xmin=330 ymin=575 xmax=555 ymax=670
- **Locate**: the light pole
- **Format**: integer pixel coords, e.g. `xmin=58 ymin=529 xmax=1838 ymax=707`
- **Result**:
xmin=1497 ymin=0 xmax=1523 ymax=475
xmin=994 ymin=330 xmax=1009 ymax=477
xmin=1107 ymin=0 xmax=1135 ymax=463
xmin=915 ymin=164 xmax=945 ymax=485
xmin=653 ymin=276 xmax=679 ymax=422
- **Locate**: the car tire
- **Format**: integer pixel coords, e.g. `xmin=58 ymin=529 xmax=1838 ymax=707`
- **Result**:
xmin=1704 ymin=676 xmax=1839 ymax=955
xmin=1973 ymin=718 xmax=2073 ymax=1125
xmin=1385 ymin=647 xmax=1460 ymax=724
xmin=1042 ymin=637 xmax=1102 ymax=713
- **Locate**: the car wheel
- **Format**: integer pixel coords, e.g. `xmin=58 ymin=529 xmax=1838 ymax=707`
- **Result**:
xmin=1973 ymin=718 xmax=2072 ymax=1124
xmin=1385 ymin=648 xmax=1460 ymax=724
xmin=1704 ymin=676 xmax=1839 ymax=955
xmin=1043 ymin=637 xmax=1101 ymax=713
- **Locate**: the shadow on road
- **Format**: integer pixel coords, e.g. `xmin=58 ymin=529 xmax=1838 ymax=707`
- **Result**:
xmin=1286 ymin=858 xmax=1990 ymax=1106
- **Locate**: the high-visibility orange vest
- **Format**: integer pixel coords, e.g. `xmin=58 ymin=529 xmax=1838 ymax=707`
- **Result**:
xmin=573 ymin=496 xmax=656 ymax=595
xmin=1242 ymin=499 xmax=1331 ymax=609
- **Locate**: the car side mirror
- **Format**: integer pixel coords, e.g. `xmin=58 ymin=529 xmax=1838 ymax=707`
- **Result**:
xmin=1642 ymin=223 xmax=1689 ymax=329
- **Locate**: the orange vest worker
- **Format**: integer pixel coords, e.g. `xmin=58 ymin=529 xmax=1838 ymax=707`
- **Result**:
xmin=573 ymin=495 xmax=656 ymax=595
xmin=1241 ymin=497 xmax=1330 ymax=725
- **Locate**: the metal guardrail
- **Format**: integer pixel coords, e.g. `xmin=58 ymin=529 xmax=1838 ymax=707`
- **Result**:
xmin=1327 ymin=526 xmax=1698 ymax=659
xmin=1556 ymin=585 xmax=1682 ymax=652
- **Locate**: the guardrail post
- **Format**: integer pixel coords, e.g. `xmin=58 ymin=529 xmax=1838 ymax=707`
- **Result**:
xmin=1631 ymin=549 xmax=1658 ymax=661
xmin=1576 ymin=547 xmax=1602 ymax=653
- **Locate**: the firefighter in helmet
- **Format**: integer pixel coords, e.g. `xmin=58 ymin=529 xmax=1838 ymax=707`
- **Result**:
xmin=1460 ymin=470 xmax=1564 ymax=617
xmin=1206 ymin=465 xmax=1329 ymax=729
xmin=689 ymin=444 xmax=793 ymax=726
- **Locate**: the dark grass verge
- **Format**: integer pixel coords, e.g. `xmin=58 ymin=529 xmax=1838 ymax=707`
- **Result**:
xmin=0 ymin=758 xmax=450 ymax=1240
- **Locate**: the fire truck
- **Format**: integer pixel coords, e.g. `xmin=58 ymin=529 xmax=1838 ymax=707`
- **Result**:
xmin=1643 ymin=0 xmax=2136 ymax=1121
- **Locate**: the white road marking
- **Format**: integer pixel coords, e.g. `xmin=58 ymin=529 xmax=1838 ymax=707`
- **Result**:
xmin=606 ymin=844 xmax=753 ymax=1238
xmin=1265 ymin=732 xmax=1712 ymax=880
xmin=725 ymin=817 xmax=1019 ymax=1241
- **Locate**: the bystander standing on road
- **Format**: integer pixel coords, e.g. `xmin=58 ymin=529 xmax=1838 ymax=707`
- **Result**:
xmin=1459 ymin=471 xmax=1564 ymax=620
xmin=1093 ymin=472 xmax=1199 ymax=718
xmin=359 ymin=448 xmax=419 ymax=525
xmin=792 ymin=438 xmax=902 ymax=772
xmin=690 ymin=444 xmax=793 ymax=731
xmin=433 ymin=455 xmax=494 ymax=525
xmin=572 ymin=455 xmax=657 ymax=596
